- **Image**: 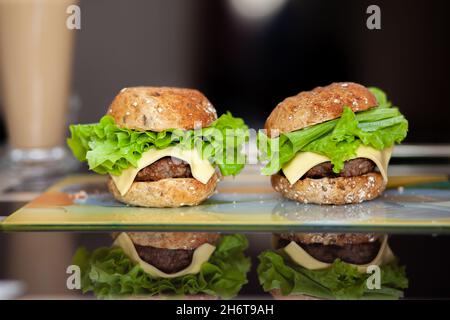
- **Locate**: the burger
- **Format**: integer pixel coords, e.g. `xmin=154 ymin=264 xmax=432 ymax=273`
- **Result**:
xmin=73 ymin=233 xmax=250 ymax=299
xmin=257 ymin=233 xmax=408 ymax=300
xmin=68 ymin=87 xmax=248 ymax=207
xmin=260 ymin=83 xmax=408 ymax=204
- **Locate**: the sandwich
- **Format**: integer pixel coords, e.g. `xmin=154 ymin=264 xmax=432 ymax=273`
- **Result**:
xmin=73 ymin=233 xmax=250 ymax=299
xmin=259 ymin=83 xmax=408 ymax=204
xmin=257 ymin=233 xmax=408 ymax=300
xmin=68 ymin=87 xmax=248 ymax=207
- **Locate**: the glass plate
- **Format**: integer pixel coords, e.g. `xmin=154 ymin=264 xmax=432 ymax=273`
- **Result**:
xmin=2 ymin=174 xmax=450 ymax=233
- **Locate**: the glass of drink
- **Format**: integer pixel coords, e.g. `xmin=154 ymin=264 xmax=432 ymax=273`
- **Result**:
xmin=0 ymin=0 xmax=79 ymax=178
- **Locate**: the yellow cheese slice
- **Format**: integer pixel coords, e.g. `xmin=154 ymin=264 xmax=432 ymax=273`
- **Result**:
xmin=111 ymin=146 xmax=215 ymax=195
xmin=283 ymin=235 xmax=393 ymax=273
xmin=113 ymin=233 xmax=216 ymax=279
xmin=282 ymin=146 xmax=393 ymax=185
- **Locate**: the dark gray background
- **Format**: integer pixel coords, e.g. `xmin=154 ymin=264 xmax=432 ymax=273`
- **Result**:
xmin=0 ymin=0 xmax=449 ymax=142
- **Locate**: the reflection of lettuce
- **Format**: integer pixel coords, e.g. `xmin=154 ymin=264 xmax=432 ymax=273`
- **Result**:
xmin=73 ymin=234 xmax=250 ymax=299
xmin=67 ymin=112 xmax=248 ymax=176
xmin=260 ymin=88 xmax=408 ymax=175
xmin=257 ymin=250 xmax=408 ymax=300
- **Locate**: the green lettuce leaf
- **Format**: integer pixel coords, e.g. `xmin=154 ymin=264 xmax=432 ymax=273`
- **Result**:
xmin=260 ymin=88 xmax=408 ymax=175
xmin=257 ymin=250 xmax=408 ymax=300
xmin=67 ymin=112 xmax=249 ymax=176
xmin=73 ymin=234 xmax=251 ymax=299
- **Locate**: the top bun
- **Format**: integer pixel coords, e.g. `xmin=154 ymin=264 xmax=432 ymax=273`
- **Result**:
xmin=264 ymin=82 xmax=377 ymax=137
xmin=107 ymin=87 xmax=217 ymax=131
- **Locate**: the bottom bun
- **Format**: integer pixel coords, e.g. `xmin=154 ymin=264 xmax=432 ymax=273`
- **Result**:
xmin=107 ymin=174 xmax=218 ymax=208
xmin=270 ymin=289 xmax=322 ymax=300
xmin=271 ymin=172 xmax=386 ymax=205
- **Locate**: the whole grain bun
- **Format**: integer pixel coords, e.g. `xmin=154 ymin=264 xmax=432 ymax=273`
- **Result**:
xmin=278 ymin=233 xmax=381 ymax=246
xmin=271 ymin=172 xmax=386 ymax=205
xmin=265 ymin=82 xmax=377 ymax=137
xmin=270 ymin=289 xmax=322 ymax=300
xmin=107 ymin=174 xmax=218 ymax=208
xmin=125 ymin=232 xmax=220 ymax=250
xmin=107 ymin=87 xmax=217 ymax=131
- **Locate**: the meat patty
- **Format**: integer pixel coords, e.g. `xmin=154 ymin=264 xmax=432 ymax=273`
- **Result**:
xmin=303 ymin=158 xmax=375 ymax=179
xmin=299 ymin=241 xmax=381 ymax=264
xmin=277 ymin=233 xmax=382 ymax=265
xmin=135 ymin=245 xmax=193 ymax=274
xmin=135 ymin=157 xmax=192 ymax=182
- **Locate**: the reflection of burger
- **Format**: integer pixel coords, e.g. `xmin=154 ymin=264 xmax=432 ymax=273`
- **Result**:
xmin=68 ymin=87 xmax=248 ymax=207
xmin=258 ymin=233 xmax=408 ymax=300
xmin=74 ymin=233 xmax=250 ymax=299
xmin=261 ymin=83 xmax=408 ymax=204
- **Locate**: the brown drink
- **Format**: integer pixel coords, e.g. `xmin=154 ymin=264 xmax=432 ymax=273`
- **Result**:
xmin=0 ymin=0 xmax=78 ymax=174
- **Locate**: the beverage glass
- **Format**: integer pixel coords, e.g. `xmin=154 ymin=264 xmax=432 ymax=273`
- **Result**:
xmin=0 ymin=0 xmax=78 ymax=178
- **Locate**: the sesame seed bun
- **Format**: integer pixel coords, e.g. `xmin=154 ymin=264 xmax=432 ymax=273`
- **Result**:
xmin=271 ymin=172 xmax=386 ymax=205
xmin=107 ymin=87 xmax=217 ymax=131
xmin=107 ymin=174 xmax=218 ymax=208
xmin=124 ymin=232 xmax=220 ymax=250
xmin=264 ymin=82 xmax=377 ymax=137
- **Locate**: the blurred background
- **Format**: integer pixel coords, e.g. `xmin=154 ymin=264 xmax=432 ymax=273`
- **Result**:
xmin=1 ymin=0 xmax=449 ymax=142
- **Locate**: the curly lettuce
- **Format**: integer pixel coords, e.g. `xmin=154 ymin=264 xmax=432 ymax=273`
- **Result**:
xmin=73 ymin=234 xmax=251 ymax=299
xmin=67 ymin=112 xmax=248 ymax=176
xmin=259 ymin=88 xmax=408 ymax=175
xmin=257 ymin=250 xmax=408 ymax=300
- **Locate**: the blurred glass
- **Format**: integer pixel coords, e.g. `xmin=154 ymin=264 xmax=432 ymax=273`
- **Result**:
xmin=0 ymin=0 xmax=78 ymax=177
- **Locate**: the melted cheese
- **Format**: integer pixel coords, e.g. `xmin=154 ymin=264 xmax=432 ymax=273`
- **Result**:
xmin=283 ymin=235 xmax=394 ymax=273
xmin=113 ymin=233 xmax=216 ymax=278
xmin=111 ymin=146 xmax=215 ymax=195
xmin=282 ymin=146 xmax=393 ymax=185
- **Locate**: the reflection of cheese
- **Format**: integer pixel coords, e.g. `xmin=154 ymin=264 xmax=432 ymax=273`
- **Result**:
xmin=282 ymin=146 xmax=393 ymax=185
xmin=113 ymin=233 xmax=216 ymax=279
xmin=111 ymin=146 xmax=215 ymax=195
xmin=283 ymin=235 xmax=394 ymax=273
